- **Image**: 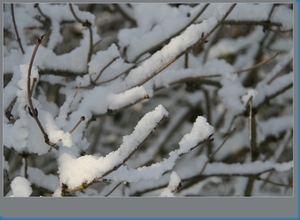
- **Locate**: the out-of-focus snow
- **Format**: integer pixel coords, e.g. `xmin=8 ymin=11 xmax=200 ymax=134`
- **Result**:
xmin=159 ymin=171 xmax=181 ymax=197
xmin=10 ymin=176 xmax=32 ymax=197
xmin=28 ymin=167 xmax=59 ymax=192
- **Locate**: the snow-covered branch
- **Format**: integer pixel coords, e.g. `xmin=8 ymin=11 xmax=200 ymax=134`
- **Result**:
xmin=3 ymin=3 xmax=293 ymax=197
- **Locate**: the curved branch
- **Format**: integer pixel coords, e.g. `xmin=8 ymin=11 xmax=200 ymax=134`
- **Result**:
xmin=27 ymin=35 xmax=58 ymax=150
xmin=10 ymin=4 xmax=25 ymax=54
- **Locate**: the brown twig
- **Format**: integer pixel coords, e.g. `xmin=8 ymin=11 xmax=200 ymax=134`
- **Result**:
xmin=5 ymin=96 xmax=17 ymax=120
xmin=105 ymin=182 xmax=123 ymax=197
xmin=69 ymin=3 xmax=93 ymax=63
xmin=95 ymin=55 xmax=151 ymax=86
xmin=254 ymin=82 xmax=293 ymax=110
xmin=131 ymin=166 xmax=276 ymax=196
xmin=92 ymin=56 xmax=119 ymax=84
xmin=34 ymin=3 xmax=50 ymax=20
xmin=199 ymin=127 xmax=236 ymax=175
xmin=113 ymin=4 xmax=137 ymax=26
xmin=221 ymin=20 xmax=282 ymax=28
xmin=27 ymin=35 xmax=58 ymax=150
xmin=106 ymin=94 xmax=150 ymax=116
xmin=267 ymin=57 xmax=293 ymax=85
xmin=68 ymin=116 xmax=85 ymax=134
xmin=184 ymin=52 xmax=189 ymax=69
xmin=69 ymin=82 xmax=81 ymax=108
xmin=235 ymin=51 xmax=282 ymax=75
xmin=261 ymin=131 xmax=292 ymax=188
xmin=11 ymin=4 xmax=25 ymax=54
xmin=30 ymin=77 xmax=37 ymax=97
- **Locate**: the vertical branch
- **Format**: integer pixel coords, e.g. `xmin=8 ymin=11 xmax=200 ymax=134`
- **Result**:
xmin=27 ymin=35 xmax=45 ymax=114
xmin=69 ymin=3 xmax=93 ymax=64
xmin=184 ymin=52 xmax=189 ymax=69
xmin=248 ymin=96 xmax=258 ymax=161
xmin=23 ymin=156 xmax=28 ymax=179
xmin=69 ymin=82 xmax=81 ymax=108
xmin=87 ymin=25 xmax=93 ymax=63
xmin=245 ymin=96 xmax=259 ymax=196
xmin=11 ymin=4 xmax=25 ymax=54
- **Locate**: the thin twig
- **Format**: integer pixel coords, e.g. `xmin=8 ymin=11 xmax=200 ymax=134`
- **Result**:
xmin=199 ymin=127 xmax=236 ymax=175
xmin=221 ymin=20 xmax=282 ymax=28
xmin=234 ymin=51 xmax=282 ymax=74
xmin=247 ymin=96 xmax=253 ymax=142
xmin=92 ymin=56 xmax=119 ymax=83
xmin=34 ymin=4 xmax=50 ymax=20
xmin=27 ymin=35 xmax=58 ymax=150
xmin=267 ymin=58 xmax=293 ymax=85
xmin=261 ymin=131 xmax=292 ymax=188
xmin=95 ymin=55 xmax=151 ymax=86
xmin=184 ymin=52 xmax=189 ymax=69
xmin=154 ymin=74 xmax=221 ymax=91
xmin=69 ymin=82 xmax=81 ymax=108
xmin=30 ymin=77 xmax=37 ymax=97
xmin=254 ymin=82 xmax=293 ymax=110
xmin=23 ymin=156 xmax=28 ymax=179
xmin=69 ymin=3 xmax=93 ymax=63
xmin=105 ymin=182 xmax=123 ymax=197
xmin=256 ymin=176 xmax=292 ymax=188
xmin=113 ymin=4 xmax=137 ymax=26
xmin=106 ymin=94 xmax=150 ymax=116
xmin=11 ymin=4 xmax=25 ymax=54
xmin=5 ymin=96 xmax=17 ymax=120
xmin=131 ymin=166 xmax=276 ymax=196
xmin=68 ymin=116 xmax=85 ymax=134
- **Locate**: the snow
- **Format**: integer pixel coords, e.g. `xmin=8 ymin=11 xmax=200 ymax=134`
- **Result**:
xmin=257 ymin=115 xmax=293 ymax=139
xmin=159 ymin=171 xmax=181 ymax=197
xmin=120 ymin=4 xmax=236 ymax=90
xmin=208 ymin=26 xmax=265 ymax=59
xmin=227 ymin=4 xmax=293 ymax=31
xmin=105 ymin=116 xmax=214 ymax=183
xmin=241 ymin=89 xmax=258 ymax=106
xmin=107 ymin=86 xmax=148 ymax=110
xmin=218 ymin=73 xmax=246 ymax=120
xmin=37 ymin=3 xmax=96 ymax=51
xmin=253 ymin=72 xmax=293 ymax=107
xmin=178 ymin=116 xmax=214 ymax=153
xmin=203 ymin=160 xmax=293 ymax=175
xmin=3 ymin=3 xmax=293 ymax=197
xmin=28 ymin=167 xmax=59 ymax=192
xmin=57 ymin=105 xmax=169 ymax=189
xmin=10 ymin=176 xmax=33 ymax=197
xmin=20 ymin=27 xmax=101 ymax=73
xmin=118 ymin=3 xmax=191 ymax=61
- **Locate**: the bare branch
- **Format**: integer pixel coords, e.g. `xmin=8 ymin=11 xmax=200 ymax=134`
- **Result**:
xmin=10 ymin=4 xmax=25 ymax=54
xmin=68 ymin=116 xmax=86 ymax=134
xmin=235 ymin=51 xmax=282 ymax=75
